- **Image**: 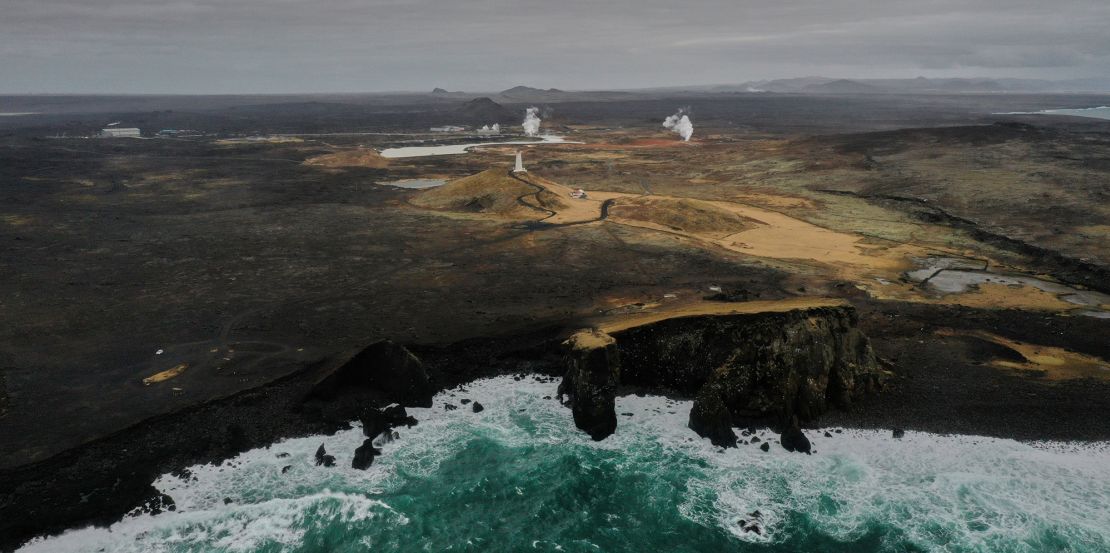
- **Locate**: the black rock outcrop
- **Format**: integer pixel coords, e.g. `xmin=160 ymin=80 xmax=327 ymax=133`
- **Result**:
xmin=688 ymin=390 xmax=737 ymax=447
xmin=314 ymin=444 xmax=335 ymax=467
xmin=360 ymin=405 xmax=417 ymax=440
xmin=780 ymin=417 xmax=812 ymax=454
xmin=559 ymin=306 xmax=883 ymax=446
xmin=351 ymin=439 xmax=381 ymax=470
xmin=614 ymin=307 xmax=882 ymax=446
xmin=557 ymin=329 xmax=620 ymax=440
xmin=309 ymin=340 xmax=434 ymax=407
xmin=382 ymin=405 xmax=418 ymax=427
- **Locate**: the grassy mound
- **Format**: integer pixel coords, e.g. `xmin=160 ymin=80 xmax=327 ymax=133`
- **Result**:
xmin=412 ymin=168 xmax=563 ymax=218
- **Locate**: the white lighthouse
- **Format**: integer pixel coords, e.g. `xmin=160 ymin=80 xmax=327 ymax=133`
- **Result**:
xmin=513 ymin=151 xmax=527 ymax=173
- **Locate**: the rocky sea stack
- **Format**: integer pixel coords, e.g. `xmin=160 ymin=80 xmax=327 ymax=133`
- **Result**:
xmin=558 ymin=329 xmax=621 ymax=440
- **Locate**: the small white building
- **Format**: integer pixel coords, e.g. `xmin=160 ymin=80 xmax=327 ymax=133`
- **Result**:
xmin=99 ymin=127 xmax=141 ymax=138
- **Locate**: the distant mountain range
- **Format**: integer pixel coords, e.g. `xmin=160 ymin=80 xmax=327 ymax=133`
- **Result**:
xmin=705 ymin=76 xmax=1110 ymax=94
xmin=416 ymin=78 xmax=1110 ymax=100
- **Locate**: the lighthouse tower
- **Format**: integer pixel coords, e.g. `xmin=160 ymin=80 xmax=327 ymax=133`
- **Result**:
xmin=513 ymin=151 xmax=527 ymax=173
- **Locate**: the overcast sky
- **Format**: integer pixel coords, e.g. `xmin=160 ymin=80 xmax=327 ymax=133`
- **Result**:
xmin=3 ymin=0 xmax=1109 ymax=93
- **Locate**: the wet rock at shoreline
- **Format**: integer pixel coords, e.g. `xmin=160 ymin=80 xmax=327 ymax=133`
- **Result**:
xmin=688 ymin=389 xmax=737 ymax=447
xmin=360 ymin=405 xmax=417 ymax=439
xmin=383 ymin=405 xmax=418 ymax=427
xmin=133 ymin=493 xmax=176 ymax=516
xmin=314 ymin=444 xmax=336 ymax=467
xmin=352 ymin=439 xmax=381 ymax=470
xmin=739 ymin=510 xmax=764 ymax=535
xmin=780 ymin=418 xmax=812 ymax=454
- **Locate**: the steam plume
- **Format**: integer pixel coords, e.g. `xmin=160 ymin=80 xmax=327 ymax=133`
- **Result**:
xmin=663 ymin=109 xmax=693 ymax=141
xmin=522 ymin=107 xmax=541 ymax=137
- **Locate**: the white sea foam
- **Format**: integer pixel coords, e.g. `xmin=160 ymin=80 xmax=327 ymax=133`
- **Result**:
xmin=996 ymin=106 xmax=1110 ymax=120
xmin=19 ymin=376 xmax=1110 ymax=552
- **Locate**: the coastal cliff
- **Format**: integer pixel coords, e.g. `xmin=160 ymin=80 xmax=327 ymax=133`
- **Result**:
xmin=560 ymin=306 xmax=884 ymax=447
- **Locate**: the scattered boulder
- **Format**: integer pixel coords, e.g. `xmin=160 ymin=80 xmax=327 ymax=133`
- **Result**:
xmin=892 ymin=428 xmax=906 ymax=439
xmin=352 ymin=439 xmax=382 ymax=470
xmin=445 ymin=404 xmax=457 ymax=411
xmin=760 ymin=442 xmax=770 ymax=452
xmin=281 ymin=465 xmax=292 ymax=474
xmin=558 ymin=329 xmax=620 ymax=441
xmin=472 ymin=401 xmax=484 ymax=413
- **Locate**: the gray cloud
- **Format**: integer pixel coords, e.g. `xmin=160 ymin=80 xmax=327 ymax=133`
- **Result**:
xmin=2 ymin=0 xmax=1108 ymax=93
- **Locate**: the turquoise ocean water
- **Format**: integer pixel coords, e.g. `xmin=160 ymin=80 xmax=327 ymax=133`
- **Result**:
xmin=19 ymin=376 xmax=1110 ymax=552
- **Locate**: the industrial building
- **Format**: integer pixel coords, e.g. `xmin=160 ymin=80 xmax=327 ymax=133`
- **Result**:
xmin=98 ymin=127 xmax=141 ymax=138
